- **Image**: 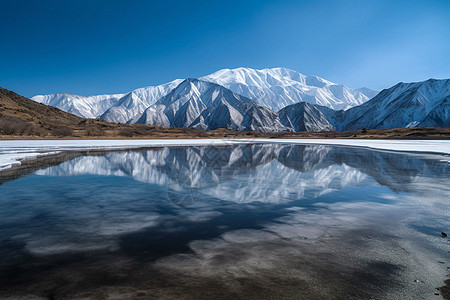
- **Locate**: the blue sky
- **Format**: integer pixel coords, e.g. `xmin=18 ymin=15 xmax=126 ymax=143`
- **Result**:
xmin=1 ymin=0 xmax=449 ymax=97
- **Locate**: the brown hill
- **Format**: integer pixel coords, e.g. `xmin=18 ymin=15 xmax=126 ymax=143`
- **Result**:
xmin=0 ymin=87 xmax=83 ymax=123
xmin=0 ymin=87 xmax=106 ymax=136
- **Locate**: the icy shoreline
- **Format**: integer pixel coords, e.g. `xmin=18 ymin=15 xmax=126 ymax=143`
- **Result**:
xmin=0 ymin=138 xmax=449 ymax=170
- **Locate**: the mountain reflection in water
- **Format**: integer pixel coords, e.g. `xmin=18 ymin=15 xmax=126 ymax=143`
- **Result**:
xmin=0 ymin=144 xmax=448 ymax=300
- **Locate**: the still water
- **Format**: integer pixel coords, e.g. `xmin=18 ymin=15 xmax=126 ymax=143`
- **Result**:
xmin=0 ymin=144 xmax=449 ymax=299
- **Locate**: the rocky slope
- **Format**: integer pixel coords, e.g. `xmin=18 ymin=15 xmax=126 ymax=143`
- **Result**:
xmin=339 ymin=78 xmax=450 ymax=130
xmin=131 ymin=79 xmax=289 ymax=133
xmin=0 ymin=87 xmax=84 ymax=135
xmin=100 ymin=79 xmax=183 ymax=123
xmin=278 ymin=102 xmax=335 ymax=132
xmin=278 ymin=78 xmax=450 ymax=131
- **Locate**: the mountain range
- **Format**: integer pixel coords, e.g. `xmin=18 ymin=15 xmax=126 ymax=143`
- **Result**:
xmin=31 ymin=67 xmax=450 ymax=132
xmin=32 ymin=68 xmax=376 ymax=121
xmin=334 ymin=78 xmax=450 ymax=130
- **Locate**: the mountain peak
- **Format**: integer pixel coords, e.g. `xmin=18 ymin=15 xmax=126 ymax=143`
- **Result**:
xmin=184 ymin=78 xmax=200 ymax=83
xmin=278 ymin=101 xmax=335 ymax=132
xmin=340 ymin=78 xmax=450 ymax=131
xmin=200 ymin=67 xmax=377 ymax=111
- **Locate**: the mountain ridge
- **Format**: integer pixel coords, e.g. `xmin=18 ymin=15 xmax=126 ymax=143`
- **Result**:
xmin=31 ymin=67 xmax=378 ymax=122
xmin=200 ymin=67 xmax=378 ymax=111
xmin=335 ymin=78 xmax=450 ymax=130
xmin=28 ymin=70 xmax=450 ymax=133
xmin=130 ymin=77 xmax=450 ymax=132
xmin=132 ymin=78 xmax=288 ymax=133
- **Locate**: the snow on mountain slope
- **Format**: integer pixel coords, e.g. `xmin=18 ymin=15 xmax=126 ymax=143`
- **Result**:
xmin=31 ymin=93 xmax=125 ymax=119
xmin=29 ymin=76 xmax=449 ymax=132
xmin=132 ymin=79 xmax=289 ymax=133
xmin=32 ymin=80 xmax=182 ymax=122
xmin=100 ymin=79 xmax=183 ymax=123
xmin=201 ymin=67 xmax=378 ymax=111
xmin=341 ymin=79 xmax=450 ymax=130
xmin=419 ymin=96 xmax=450 ymax=127
xmin=31 ymin=67 xmax=376 ymax=123
xmin=278 ymin=102 xmax=335 ymax=132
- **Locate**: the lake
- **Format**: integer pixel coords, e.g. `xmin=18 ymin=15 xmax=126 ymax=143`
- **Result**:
xmin=0 ymin=143 xmax=449 ymax=299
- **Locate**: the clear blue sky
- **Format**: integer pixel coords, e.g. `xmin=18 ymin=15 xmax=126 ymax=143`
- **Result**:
xmin=1 ymin=0 xmax=449 ymax=97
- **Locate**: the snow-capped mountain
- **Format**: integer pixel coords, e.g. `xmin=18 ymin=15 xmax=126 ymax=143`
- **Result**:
xmin=31 ymin=80 xmax=182 ymax=121
xmin=278 ymin=102 xmax=335 ymax=132
xmin=32 ymin=93 xmax=125 ymax=119
xmin=100 ymin=79 xmax=183 ymax=123
xmin=201 ymin=67 xmax=378 ymax=111
xmin=131 ymin=78 xmax=288 ymax=133
xmin=31 ymin=67 xmax=377 ymax=122
xmin=30 ymin=68 xmax=449 ymax=132
xmin=337 ymin=78 xmax=450 ymax=130
xmin=273 ymin=78 xmax=450 ymax=131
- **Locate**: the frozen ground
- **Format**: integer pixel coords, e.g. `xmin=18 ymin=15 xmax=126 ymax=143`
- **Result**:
xmin=0 ymin=138 xmax=449 ymax=170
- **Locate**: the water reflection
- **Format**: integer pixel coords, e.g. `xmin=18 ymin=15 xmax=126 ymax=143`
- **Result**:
xmin=35 ymin=144 xmax=450 ymax=203
xmin=0 ymin=144 xmax=449 ymax=299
